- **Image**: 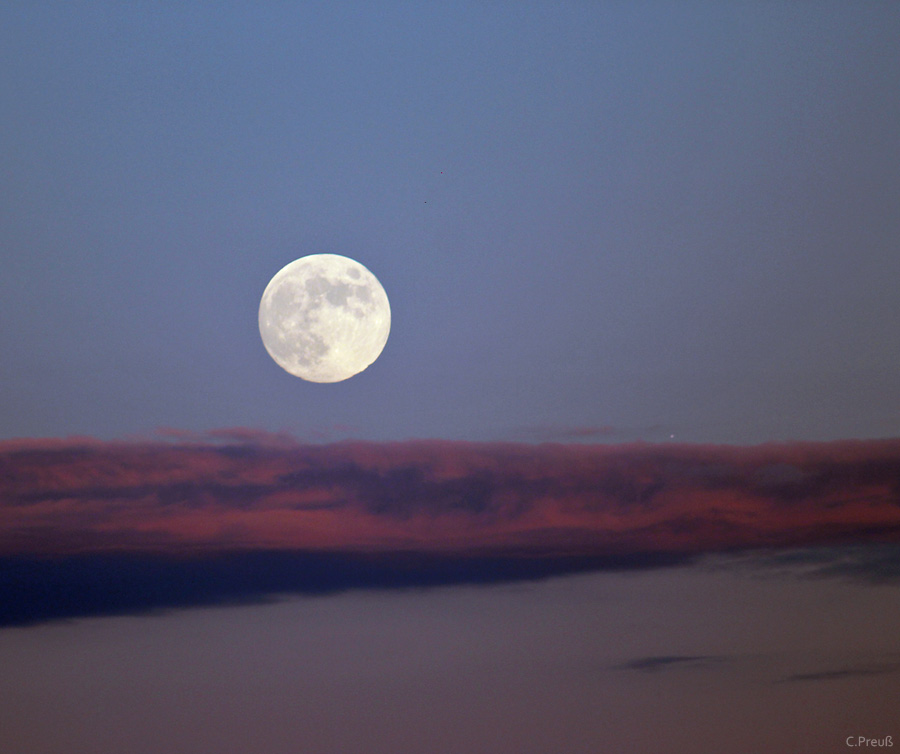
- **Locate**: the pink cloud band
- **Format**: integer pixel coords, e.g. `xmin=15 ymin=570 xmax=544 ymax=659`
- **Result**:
xmin=3 ymin=434 xmax=900 ymax=558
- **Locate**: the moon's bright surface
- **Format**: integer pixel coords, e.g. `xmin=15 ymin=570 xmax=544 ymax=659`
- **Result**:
xmin=258 ymin=254 xmax=391 ymax=383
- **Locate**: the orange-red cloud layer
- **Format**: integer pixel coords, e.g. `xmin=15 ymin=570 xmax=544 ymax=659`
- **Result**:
xmin=3 ymin=433 xmax=900 ymax=559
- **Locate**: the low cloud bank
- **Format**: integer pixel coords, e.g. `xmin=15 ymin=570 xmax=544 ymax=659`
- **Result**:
xmin=2 ymin=433 xmax=900 ymax=624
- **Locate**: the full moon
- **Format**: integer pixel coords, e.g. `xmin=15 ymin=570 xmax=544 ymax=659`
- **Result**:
xmin=258 ymin=254 xmax=391 ymax=383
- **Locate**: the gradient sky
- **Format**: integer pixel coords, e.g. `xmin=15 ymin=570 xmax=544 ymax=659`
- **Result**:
xmin=3 ymin=4 xmax=900 ymax=752
xmin=3 ymin=2 xmax=899 ymax=444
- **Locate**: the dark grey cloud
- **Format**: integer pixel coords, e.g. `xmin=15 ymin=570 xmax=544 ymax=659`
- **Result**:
xmin=0 ymin=550 xmax=691 ymax=628
xmin=780 ymin=662 xmax=900 ymax=683
xmin=614 ymin=655 xmax=727 ymax=673
xmin=712 ymin=544 xmax=900 ymax=584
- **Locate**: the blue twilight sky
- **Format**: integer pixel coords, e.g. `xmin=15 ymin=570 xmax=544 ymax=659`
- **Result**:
xmin=2 ymin=2 xmax=899 ymax=444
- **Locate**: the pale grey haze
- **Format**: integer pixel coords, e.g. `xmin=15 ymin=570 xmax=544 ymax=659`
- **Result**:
xmin=1 ymin=561 xmax=898 ymax=754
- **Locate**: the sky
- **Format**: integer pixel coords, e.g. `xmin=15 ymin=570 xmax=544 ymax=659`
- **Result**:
xmin=2 ymin=3 xmax=900 ymax=752
xmin=2 ymin=1 xmax=899 ymax=444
